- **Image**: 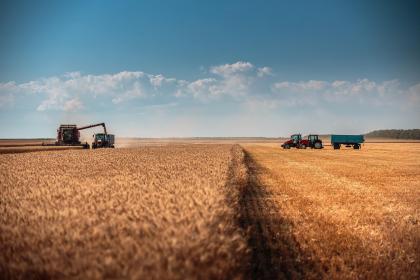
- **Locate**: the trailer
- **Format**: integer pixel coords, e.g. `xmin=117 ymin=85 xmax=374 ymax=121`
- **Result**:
xmin=331 ymin=135 xmax=364 ymax=149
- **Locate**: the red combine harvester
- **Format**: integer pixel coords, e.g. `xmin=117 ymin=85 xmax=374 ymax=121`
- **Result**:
xmin=54 ymin=122 xmax=115 ymax=149
xmin=281 ymin=134 xmax=323 ymax=149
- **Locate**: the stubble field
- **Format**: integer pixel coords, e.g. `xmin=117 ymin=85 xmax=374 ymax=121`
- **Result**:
xmin=241 ymin=143 xmax=420 ymax=279
xmin=0 ymin=142 xmax=419 ymax=279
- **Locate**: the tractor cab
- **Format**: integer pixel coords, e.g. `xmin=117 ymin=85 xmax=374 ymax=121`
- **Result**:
xmin=92 ymin=133 xmax=115 ymax=149
xmin=281 ymin=134 xmax=302 ymax=149
xmin=308 ymin=134 xmax=319 ymax=143
xmin=307 ymin=134 xmax=323 ymax=149
xmin=291 ymin=134 xmax=302 ymax=144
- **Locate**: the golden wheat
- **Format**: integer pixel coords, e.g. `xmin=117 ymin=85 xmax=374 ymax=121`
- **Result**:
xmin=0 ymin=144 xmax=249 ymax=279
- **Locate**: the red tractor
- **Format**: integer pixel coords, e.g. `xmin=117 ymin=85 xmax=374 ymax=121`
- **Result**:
xmin=281 ymin=134 xmax=323 ymax=149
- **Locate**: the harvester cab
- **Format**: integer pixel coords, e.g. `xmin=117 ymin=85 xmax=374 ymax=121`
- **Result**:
xmin=56 ymin=125 xmax=81 ymax=145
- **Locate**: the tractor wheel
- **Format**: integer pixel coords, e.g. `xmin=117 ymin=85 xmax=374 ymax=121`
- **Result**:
xmin=353 ymin=144 xmax=360 ymax=149
xmin=314 ymin=142 xmax=322 ymax=149
xmin=284 ymin=144 xmax=290 ymax=149
xmin=300 ymin=144 xmax=306 ymax=149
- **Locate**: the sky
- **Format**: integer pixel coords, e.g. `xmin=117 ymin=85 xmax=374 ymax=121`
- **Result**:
xmin=0 ymin=0 xmax=419 ymax=138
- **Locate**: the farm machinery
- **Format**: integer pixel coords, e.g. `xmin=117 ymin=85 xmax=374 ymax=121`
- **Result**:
xmin=331 ymin=134 xmax=364 ymax=149
xmin=54 ymin=122 xmax=115 ymax=149
xmin=281 ymin=134 xmax=323 ymax=149
xmin=281 ymin=133 xmax=365 ymax=150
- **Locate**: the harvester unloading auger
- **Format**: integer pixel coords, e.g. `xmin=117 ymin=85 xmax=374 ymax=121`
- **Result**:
xmin=53 ymin=122 xmax=115 ymax=149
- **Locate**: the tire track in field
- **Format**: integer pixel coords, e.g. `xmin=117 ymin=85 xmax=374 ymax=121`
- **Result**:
xmin=239 ymin=149 xmax=321 ymax=279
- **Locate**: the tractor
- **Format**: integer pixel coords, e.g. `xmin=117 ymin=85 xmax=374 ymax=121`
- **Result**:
xmin=92 ymin=133 xmax=115 ymax=149
xmin=281 ymin=134 xmax=323 ymax=149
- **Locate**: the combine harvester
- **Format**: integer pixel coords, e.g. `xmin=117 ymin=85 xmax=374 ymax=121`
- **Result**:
xmin=49 ymin=122 xmax=115 ymax=149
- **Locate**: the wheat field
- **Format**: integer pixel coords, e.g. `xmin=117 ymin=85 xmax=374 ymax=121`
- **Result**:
xmin=0 ymin=145 xmax=249 ymax=279
xmin=0 ymin=142 xmax=419 ymax=279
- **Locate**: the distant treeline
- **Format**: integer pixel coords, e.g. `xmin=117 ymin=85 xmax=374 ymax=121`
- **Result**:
xmin=365 ymin=129 xmax=420 ymax=139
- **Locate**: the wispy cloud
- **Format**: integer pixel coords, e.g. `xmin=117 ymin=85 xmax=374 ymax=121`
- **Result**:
xmin=210 ymin=61 xmax=253 ymax=77
xmin=0 ymin=82 xmax=16 ymax=107
xmin=270 ymin=78 xmax=412 ymax=107
xmin=0 ymin=61 xmax=419 ymax=113
xmin=0 ymin=71 xmax=177 ymax=110
xmin=62 ymin=98 xmax=83 ymax=112
xmin=257 ymin=67 xmax=272 ymax=77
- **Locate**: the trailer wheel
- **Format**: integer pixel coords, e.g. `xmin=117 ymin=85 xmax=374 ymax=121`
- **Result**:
xmin=333 ymin=144 xmax=340 ymax=149
xmin=314 ymin=142 xmax=322 ymax=149
xmin=353 ymin=144 xmax=360 ymax=149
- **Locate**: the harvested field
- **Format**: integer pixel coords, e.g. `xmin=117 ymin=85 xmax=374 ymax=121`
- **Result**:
xmin=0 ymin=145 xmax=249 ymax=279
xmin=241 ymin=143 xmax=420 ymax=279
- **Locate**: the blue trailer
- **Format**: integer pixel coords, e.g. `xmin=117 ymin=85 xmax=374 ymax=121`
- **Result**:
xmin=331 ymin=135 xmax=364 ymax=149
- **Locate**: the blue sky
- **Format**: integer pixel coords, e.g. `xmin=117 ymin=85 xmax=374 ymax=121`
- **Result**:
xmin=0 ymin=0 xmax=419 ymax=137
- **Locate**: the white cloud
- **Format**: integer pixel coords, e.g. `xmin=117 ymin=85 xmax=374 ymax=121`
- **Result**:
xmin=63 ymin=98 xmax=83 ymax=112
xmin=186 ymin=61 xmax=257 ymax=99
xmin=184 ymin=73 xmax=252 ymax=100
xmin=149 ymin=74 xmax=165 ymax=88
xmin=1 ymin=71 xmax=166 ymax=111
xmin=1 ymin=62 xmax=419 ymax=114
xmin=210 ymin=61 xmax=253 ymax=77
xmin=273 ymin=80 xmax=327 ymax=91
xmin=148 ymin=74 xmax=176 ymax=88
xmin=271 ymin=78 xmax=417 ymax=108
xmin=176 ymin=61 xmax=258 ymax=100
xmin=112 ymin=81 xmax=144 ymax=104
xmin=1 ymin=62 xmax=260 ymax=109
xmin=186 ymin=78 xmax=217 ymax=99
xmin=257 ymin=67 xmax=272 ymax=77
